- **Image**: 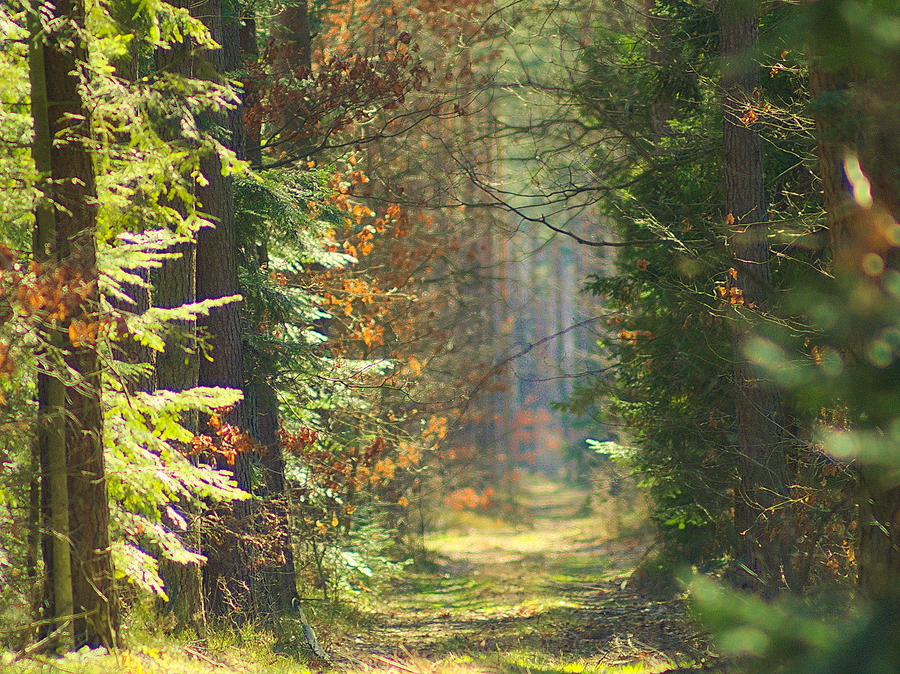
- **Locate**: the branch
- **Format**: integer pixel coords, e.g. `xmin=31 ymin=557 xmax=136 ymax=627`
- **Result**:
xmin=458 ymin=313 xmax=619 ymax=415
xmin=454 ymin=155 xmax=665 ymax=247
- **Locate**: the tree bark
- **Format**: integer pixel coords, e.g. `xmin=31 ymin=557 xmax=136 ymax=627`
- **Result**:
xmin=269 ymin=0 xmax=314 ymax=157
xmin=31 ymin=0 xmax=119 ymax=647
xmin=253 ymin=379 xmax=301 ymax=612
xmin=191 ymin=0 xmax=256 ymax=619
xmin=243 ymin=3 xmax=303 ymax=615
xmin=719 ymin=0 xmax=790 ymax=594
xmin=153 ymin=237 xmax=205 ymax=634
xmin=28 ymin=11 xmax=74 ymax=648
xmin=806 ymin=6 xmax=900 ymax=596
xmin=273 ymin=0 xmax=312 ymax=73
xmin=152 ymin=0 xmax=206 ymax=634
xmin=194 ymin=0 xmax=303 ymax=620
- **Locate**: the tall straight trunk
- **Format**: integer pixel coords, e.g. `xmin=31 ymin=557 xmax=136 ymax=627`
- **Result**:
xmin=644 ymin=0 xmax=674 ymax=144
xmin=270 ymin=0 xmax=313 ymax=156
xmin=254 ymin=379 xmax=300 ymax=611
xmin=154 ymin=238 xmax=204 ymax=633
xmin=719 ymin=0 xmax=790 ymax=594
xmin=854 ymin=81 xmax=900 ymax=597
xmin=152 ymin=3 xmax=206 ymax=633
xmin=107 ymin=3 xmax=153 ymax=393
xmin=191 ymin=0 xmax=256 ymax=619
xmin=247 ymin=2 xmax=303 ymax=615
xmin=32 ymin=0 xmax=118 ymax=647
xmin=28 ymin=11 xmax=74 ymax=648
xmin=241 ymin=11 xmax=263 ymax=168
xmin=273 ymin=0 xmax=312 ymax=73
xmin=807 ymin=0 xmax=900 ymax=594
xmin=808 ymin=64 xmax=856 ymax=262
xmin=805 ymin=54 xmax=890 ymax=598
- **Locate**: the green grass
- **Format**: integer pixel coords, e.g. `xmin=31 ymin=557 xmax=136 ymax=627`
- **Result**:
xmin=0 ymin=475 xmax=706 ymax=674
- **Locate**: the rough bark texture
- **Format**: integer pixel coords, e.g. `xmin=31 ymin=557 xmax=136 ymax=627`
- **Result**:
xmin=269 ymin=0 xmax=313 ymax=156
xmin=719 ymin=0 xmax=790 ymax=594
xmin=273 ymin=0 xmax=312 ymax=73
xmin=151 ymin=0 xmax=207 ymax=633
xmin=240 ymin=12 xmax=263 ymax=168
xmin=644 ymin=0 xmax=673 ymax=145
xmin=806 ymin=14 xmax=900 ymax=595
xmin=248 ymin=3 xmax=303 ymax=614
xmin=155 ymin=244 xmax=199 ymax=394
xmin=40 ymin=0 xmax=118 ymax=646
xmin=254 ymin=379 xmax=300 ymax=612
xmin=153 ymin=237 xmax=205 ymax=634
xmin=808 ymin=64 xmax=856 ymax=260
xmin=29 ymin=12 xmax=74 ymax=647
xmin=184 ymin=0 xmax=302 ymax=621
xmin=192 ymin=0 xmax=256 ymax=619
xmin=808 ymin=7 xmax=900 ymax=602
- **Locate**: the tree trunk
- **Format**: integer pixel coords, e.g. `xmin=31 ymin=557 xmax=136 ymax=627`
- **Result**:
xmin=806 ymin=4 xmax=900 ymax=594
xmin=808 ymin=64 xmax=856 ymax=260
xmin=32 ymin=0 xmax=119 ymax=647
xmin=146 ymin=1 xmax=212 ymax=633
xmin=153 ymin=237 xmax=205 ymax=634
xmin=152 ymin=139 xmax=205 ymax=638
xmin=28 ymin=12 xmax=74 ymax=648
xmin=273 ymin=0 xmax=312 ymax=73
xmin=253 ymin=379 xmax=301 ymax=612
xmin=269 ymin=0 xmax=314 ymax=157
xmin=719 ymin=0 xmax=790 ymax=594
xmin=838 ymin=78 xmax=900 ymax=600
xmin=191 ymin=0 xmax=256 ymax=619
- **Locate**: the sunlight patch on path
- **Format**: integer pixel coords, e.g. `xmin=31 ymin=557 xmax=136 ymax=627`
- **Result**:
xmin=338 ymin=473 xmax=710 ymax=674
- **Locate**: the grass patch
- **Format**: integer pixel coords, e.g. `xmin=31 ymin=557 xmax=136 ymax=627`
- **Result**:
xmin=1 ymin=474 xmax=711 ymax=674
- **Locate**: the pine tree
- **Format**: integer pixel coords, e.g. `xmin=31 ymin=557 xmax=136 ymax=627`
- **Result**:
xmin=28 ymin=0 xmax=118 ymax=647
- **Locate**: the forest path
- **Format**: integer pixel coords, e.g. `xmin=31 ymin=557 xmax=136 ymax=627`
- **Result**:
xmin=334 ymin=474 xmax=712 ymax=674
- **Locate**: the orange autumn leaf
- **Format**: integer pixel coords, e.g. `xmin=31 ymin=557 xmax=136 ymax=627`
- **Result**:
xmin=740 ymin=107 xmax=758 ymax=126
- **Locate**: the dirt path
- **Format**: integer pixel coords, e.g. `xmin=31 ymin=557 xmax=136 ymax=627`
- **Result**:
xmin=336 ymin=475 xmax=714 ymax=674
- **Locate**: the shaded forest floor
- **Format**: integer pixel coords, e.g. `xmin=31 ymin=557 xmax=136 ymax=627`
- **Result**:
xmin=332 ymin=473 xmax=717 ymax=674
xmin=3 ymin=474 xmax=721 ymax=674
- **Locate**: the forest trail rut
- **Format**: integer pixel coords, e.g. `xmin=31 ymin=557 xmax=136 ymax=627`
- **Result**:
xmin=334 ymin=474 xmax=713 ymax=673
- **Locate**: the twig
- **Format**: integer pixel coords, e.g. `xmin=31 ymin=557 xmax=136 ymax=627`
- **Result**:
xmin=183 ymin=645 xmax=222 ymax=667
xmin=369 ymin=653 xmax=420 ymax=673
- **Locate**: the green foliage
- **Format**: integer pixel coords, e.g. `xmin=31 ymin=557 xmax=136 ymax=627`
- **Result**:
xmin=691 ymin=575 xmax=843 ymax=673
xmin=0 ymin=6 xmax=35 ymax=250
xmin=324 ymin=518 xmax=413 ymax=596
xmin=565 ymin=0 xmax=824 ymax=572
xmin=235 ymin=169 xmax=354 ymax=269
xmin=234 ymin=167 xmax=357 ymax=385
xmin=0 ymin=0 xmax=256 ymax=610
xmin=692 ymin=575 xmax=900 ymax=674
xmin=687 ymin=0 xmax=900 ymax=671
xmin=229 ymin=153 xmax=430 ymax=609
